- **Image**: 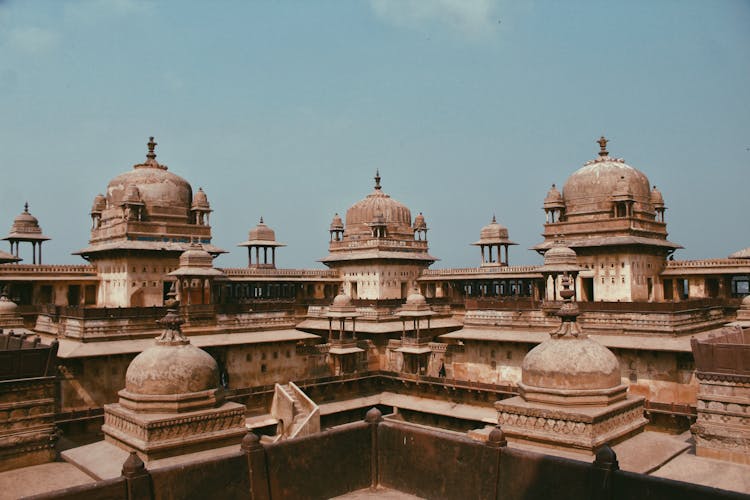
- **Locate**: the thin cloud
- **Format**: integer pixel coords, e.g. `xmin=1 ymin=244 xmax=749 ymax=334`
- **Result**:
xmin=7 ymin=26 xmax=59 ymax=53
xmin=370 ymin=0 xmax=499 ymax=39
xmin=63 ymin=0 xmax=153 ymax=24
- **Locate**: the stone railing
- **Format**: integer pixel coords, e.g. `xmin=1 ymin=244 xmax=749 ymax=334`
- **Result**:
xmin=421 ymin=265 xmax=540 ymax=277
xmin=0 ymin=264 xmax=96 ymax=274
xmin=221 ymin=268 xmax=339 ymax=278
xmin=666 ymin=258 xmax=750 ymax=268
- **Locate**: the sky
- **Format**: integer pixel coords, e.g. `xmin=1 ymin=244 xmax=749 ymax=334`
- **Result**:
xmin=0 ymin=0 xmax=748 ymax=269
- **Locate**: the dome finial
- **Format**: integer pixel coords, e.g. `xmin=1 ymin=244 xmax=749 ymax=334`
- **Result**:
xmin=259 ymin=216 xmax=264 ymax=224
xmin=492 ymin=214 xmax=496 ymax=223
xmin=597 ymin=136 xmax=609 ymax=157
xmin=147 ymin=136 xmax=157 ymax=160
xmin=374 ymin=170 xmax=381 ymax=190
xmin=23 ymin=202 xmax=28 ymax=213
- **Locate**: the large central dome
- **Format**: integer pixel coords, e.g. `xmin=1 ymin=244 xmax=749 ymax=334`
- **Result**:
xmin=562 ymin=139 xmax=652 ymax=217
xmin=105 ymin=137 xmax=192 ymax=217
xmin=344 ymin=171 xmax=412 ymax=238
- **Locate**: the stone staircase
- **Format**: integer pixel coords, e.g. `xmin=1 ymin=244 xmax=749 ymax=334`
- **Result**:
xmin=266 ymin=382 xmax=320 ymax=442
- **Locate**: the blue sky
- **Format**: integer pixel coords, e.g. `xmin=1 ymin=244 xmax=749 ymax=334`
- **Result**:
xmin=0 ymin=0 xmax=748 ymax=268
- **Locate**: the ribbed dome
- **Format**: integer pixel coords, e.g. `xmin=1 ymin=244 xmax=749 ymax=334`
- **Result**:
xmin=538 ymin=244 xmax=580 ymax=273
xmin=91 ymin=194 xmax=106 ymax=214
xmin=651 ymin=185 xmax=664 ymax=208
xmin=330 ymin=213 xmax=344 ymax=231
xmin=413 ymin=212 xmax=427 ymax=230
xmin=522 ymin=336 xmax=621 ymax=391
xmin=543 ymin=184 xmax=564 ymax=208
xmin=178 ymin=245 xmax=214 ymax=269
xmin=480 ymin=216 xmax=509 ymax=241
xmin=345 ymin=172 xmax=412 ymax=230
xmin=191 ymin=187 xmax=210 ymax=210
xmin=248 ymin=217 xmax=276 ymax=242
xmin=125 ymin=343 xmax=219 ymax=396
xmin=10 ymin=204 xmax=42 ymax=235
xmin=106 ymin=138 xmax=192 ymax=215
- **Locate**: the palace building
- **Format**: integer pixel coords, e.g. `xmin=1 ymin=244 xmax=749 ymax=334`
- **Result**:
xmin=1 ymin=136 xmax=748 ymax=498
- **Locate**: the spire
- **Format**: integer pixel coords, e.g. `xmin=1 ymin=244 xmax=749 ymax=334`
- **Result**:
xmin=259 ymin=216 xmax=264 ymax=224
xmin=597 ymin=136 xmax=609 ymax=157
xmin=156 ymin=284 xmax=188 ymax=345
xmin=146 ymin=136 xmax=157 ymax=161
xmin=492 ymin=214 xmax=496 ymax=224
xmin=23 ymin=202 xmax=28 ymax=213
xmin=374 ymin=170 xmax=381 ymax=191
xmin=551 ymin=273 xmax=582 ymax=338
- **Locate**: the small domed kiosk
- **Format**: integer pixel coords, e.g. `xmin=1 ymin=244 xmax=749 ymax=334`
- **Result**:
xmin=495 ymin=275 xmax=646 ymax=453
xmin=394 ymin=288 xmax=437 ymax=374
xmin=238 ymin=217 xmax=286 ymax=269
xmin=102 ymin=296 xmax=245 ymax=461
xmin=324 ymin=290 xmax=363 ymax=375
xmin=472 ymin=215 xmax=517 ymax=267
xmin=3 ymin=203 xmax=49 ymax=264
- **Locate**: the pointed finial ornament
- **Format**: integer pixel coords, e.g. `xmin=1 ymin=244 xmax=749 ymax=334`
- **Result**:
xmin=597 ymin=136 xmax=609 ymax=157
xmin=23 ymin=202 xmax=29 ymax=213
xmin=259 ymin=216 xmax=264 ymax=224
xmin=374 ymin=170 xmax=381 ymax=190
xmin=492 ymin=214 xmax=497 ymax=223
xmin=146 ymin=136 xmax=157 ymax=160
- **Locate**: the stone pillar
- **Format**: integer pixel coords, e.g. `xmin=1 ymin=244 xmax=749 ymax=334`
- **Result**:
xmin=121 ymin=452 xmax=153 ymax=500
xmin=241 ymin=432 xmax=271 ymax=500
xmin=365 ymin=407 xmax=383 ymax=489
xmin=591 ymin=445 xmax=618 ymax=500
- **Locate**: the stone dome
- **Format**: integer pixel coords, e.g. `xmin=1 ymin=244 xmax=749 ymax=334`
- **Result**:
xmin=480 ymin=216 xmax=509 ymax=241
xmin=123 ymin=184 xmax=142 ymax=204
xmin=413 ymin=212 xmax=427 ymax=230
xmin=9 ymin=203 xmax=43 ymax=236
xmin=248 ymin=217 xmax=276 ymax=242
xmin=191 ymin=187 xmax=210 ymax=210
xmin=539 ymin=243 xmax=579 ymax=273
xmin=345 ymin=171 xmax=412 ymax=233
xmin=0 ymin=294 xmax=18 ymax=315
xmin=105 ymin=137 xmax=192 ymax=215
xmin=329 ymin=290 xmax=358 ymax=316
xmin=330 ymin=213 xmax=344 ymax=231
xmin=332 ymin=292 xmax=353 ymax=308
xmin=650 ymin=185 xmax=665 ymax=208
xmin=562 ymin=138 xmax=652 ymax=217
xmin=91 ymin=194 xmax=106 ymax=214
xmin=125 ymin=343 xmax=219 ymax=396
xmin=178 ymin=244 xmax=214 ymax=268
xmin=543 ymin=184 xmax=564 ymax=208
xmin=405 ymin=291 xmax=427 ymax=308
xmin=522 ymin=336 xmax=621 ymax=391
